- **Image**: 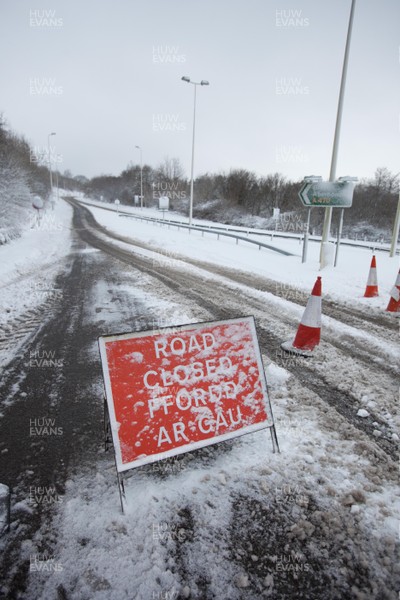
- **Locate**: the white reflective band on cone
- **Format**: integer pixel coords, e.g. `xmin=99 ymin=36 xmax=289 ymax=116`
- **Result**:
xmin=300 ymin=296 xmax=322 ymax=328
xmin=367 ymin=269 xmax=378 ymax=286
xmin=390 ymin=286 xmax=400 ymax=302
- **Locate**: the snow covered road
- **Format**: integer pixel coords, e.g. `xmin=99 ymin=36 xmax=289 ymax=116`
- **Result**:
xmin=71 ymin=200 xmax=399 ymax=456
xmin=0 ymin=197 xmax=398 ymax=599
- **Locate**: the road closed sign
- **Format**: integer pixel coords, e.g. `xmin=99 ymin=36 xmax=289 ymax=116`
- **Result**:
xmin=99 ymin=317 xmax=275 ymax=472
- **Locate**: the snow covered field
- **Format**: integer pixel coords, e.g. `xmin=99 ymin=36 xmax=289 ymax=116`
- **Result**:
xmin=1 ymin=195 xmax=399 ymax=599
xmin=81 ymin=197 xmax=399 ymax=311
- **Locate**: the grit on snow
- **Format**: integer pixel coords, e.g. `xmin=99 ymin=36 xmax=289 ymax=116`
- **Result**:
xmin=1 ymin=195 xmax=399 ymax=599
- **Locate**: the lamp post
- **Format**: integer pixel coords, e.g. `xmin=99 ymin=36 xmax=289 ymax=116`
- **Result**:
xmin=135 ymin=145 xmax=143 ymax=209
xmin=389 ymin=173 xmax=400 ymax=257
xmin=47 ymin=132 xmax=56 ymax=195
xmin=47 ymin=132 xmax=56 ymax=210
xmin=55 ymin=155 xmax=62 ymax=202
xmin=320 ymin=0 xmax=356 ymax=269
xmin=181 ymin=76 xmax=209 ymax=226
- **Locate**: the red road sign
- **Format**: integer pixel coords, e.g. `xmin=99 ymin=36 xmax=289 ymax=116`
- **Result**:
xmin=99 ymin=317 xmax=274 ymax=472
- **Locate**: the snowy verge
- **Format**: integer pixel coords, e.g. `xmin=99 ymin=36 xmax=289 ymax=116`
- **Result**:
xmin=0 ymin=199 xmax=73 ymax=366
xmin=75 ymin=198 xmax=400 ymax=313
xmin=0 ymin=199 xmax=72 ymax=317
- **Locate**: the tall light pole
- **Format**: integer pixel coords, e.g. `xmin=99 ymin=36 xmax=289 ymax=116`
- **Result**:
xmin=181 ymin=76 xmax=209 ymax=226
xmin=47 ymin=132 xmax=56 ymax=210
xmin=47 ymin=132 xmax=56 ymax=194
xmin=389 ymin=173 xmax=400 ymax=257
xmin=135 ymin=145 xmax=143 ymax=209
xmin=55 ymin=154 xmax=62 ymax=202
xmin=320 ymin=0 xmax=356 ymax=269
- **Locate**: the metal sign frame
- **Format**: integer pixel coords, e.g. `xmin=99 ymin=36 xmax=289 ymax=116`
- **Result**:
xmin=99 ymin=317 xmax=279 ymax=509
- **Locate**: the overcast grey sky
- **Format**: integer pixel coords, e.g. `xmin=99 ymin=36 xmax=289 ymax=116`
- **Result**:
xmin=0 ymin=0 xmax=399 ymax=181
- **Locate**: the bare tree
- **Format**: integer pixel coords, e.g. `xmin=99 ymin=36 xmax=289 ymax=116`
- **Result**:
xmin=224 ymin=169 xmax=258 ymax=208
xmin=373 ymin=167 xmax=400 ymax=195
xmin=156 ymin=157 xmax=185 ymax=182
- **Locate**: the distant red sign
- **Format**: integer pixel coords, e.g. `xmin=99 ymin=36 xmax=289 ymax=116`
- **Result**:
xmin=99 ymin=317 xmax=274 ymax=472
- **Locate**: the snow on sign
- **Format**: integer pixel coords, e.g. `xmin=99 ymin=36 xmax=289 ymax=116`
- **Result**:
xmin=158 ymin=196 xmax=169 ymax=210
xmin=99 ymin=317 xmax=277 ymax=473
xmin=298 ymin=179 xmax=356 ymax=208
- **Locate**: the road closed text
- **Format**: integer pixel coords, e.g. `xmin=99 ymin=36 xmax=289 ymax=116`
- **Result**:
xmin=99 ymin=318 xmax=273 ymax=471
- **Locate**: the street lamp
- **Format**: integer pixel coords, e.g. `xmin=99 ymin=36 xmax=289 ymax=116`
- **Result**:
xmin=47 ymin=132 xmax=56 ymax=210
xmin=320 ymin=0 xmax=356 ymax=269
xmin=135 ymin=145 xmax=143 ymax=209
xmin=389 ymin=172 xmax=400 ymax=257
xmin=181 ymin=76 xmax=209 ymax=226
xmin=47 ymin=132 xmax=56 ymax=193
xmin=55 ymin=154 xmax=62 ymax=202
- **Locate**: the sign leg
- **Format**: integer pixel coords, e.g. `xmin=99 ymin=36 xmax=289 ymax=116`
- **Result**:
xmin=7 ymin=487 xmax=11 ymax=533
xmin=116 ymin=472 xmax=126 ymax=514
xmin=104 ymin=396 xmax=113 ymax=452
xmin=302 ymin=208 xmax=311 ymax=263
xmin=334 ymin=209 xmax=345 ymax=267
xmin=270 ymin=425 xmax=280 ymax=454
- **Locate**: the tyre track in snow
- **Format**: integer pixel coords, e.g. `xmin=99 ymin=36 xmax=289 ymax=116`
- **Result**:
xmin=69 ymin=199 xmax=398 ymax=462
xmin=68 ymin=198 xmax=398 ymax=337
xmin=69 ymin=199 xmax=398 ymax=381
xmin=0 ymin=298 xmax=59 ymax=369
xmin=0 ymin=258 xmax=72 ymax=371
xmin=0 ymin=236 xmax=165 ymax=597
xmin=68 ymin=198 xmax=399 ymax=380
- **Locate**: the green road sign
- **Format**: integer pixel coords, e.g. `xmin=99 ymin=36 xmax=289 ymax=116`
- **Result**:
xmin=298 ymin=180 xmax=355 ymax=208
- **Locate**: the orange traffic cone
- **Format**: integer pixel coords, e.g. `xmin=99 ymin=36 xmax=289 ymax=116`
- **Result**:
xmin=281 ymin=276 xmax=322 ymax=357
xmin=386 ymin=269 xmax=400 ymax=313
xmin=364 ymin=255 xmax=379 ymax=297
